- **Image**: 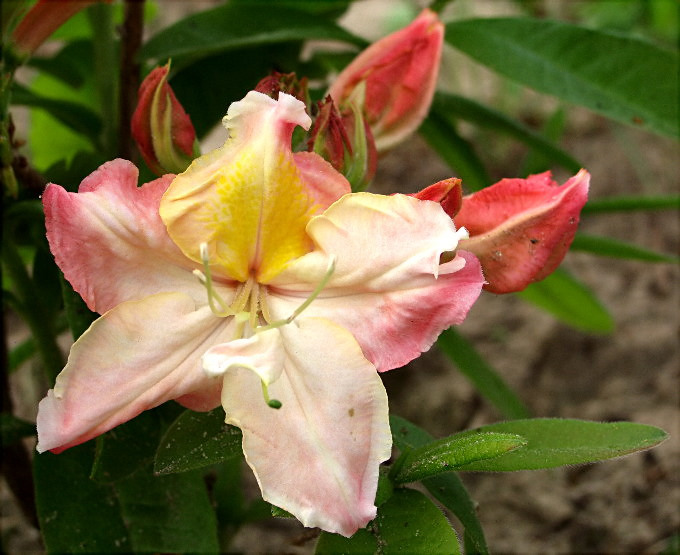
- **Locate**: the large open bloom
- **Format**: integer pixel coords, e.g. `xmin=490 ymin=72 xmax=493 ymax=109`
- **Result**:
xmin=37 ymin=91 xmax=484 ymax=536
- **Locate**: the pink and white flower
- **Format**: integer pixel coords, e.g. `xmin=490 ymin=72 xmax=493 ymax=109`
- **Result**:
xmin=37 ymin=91 xmax=484 ymax=536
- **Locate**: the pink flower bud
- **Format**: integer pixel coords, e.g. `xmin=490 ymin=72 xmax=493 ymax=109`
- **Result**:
xmin=131 ymin=63 xmax=198 ymax=175
xmin=255 ymin=71 xmax=310 ymax=108
xmin=11 ymin=0 xmax=104 ymax=58
xmin=411 ymin=177 xmax=463 ymax=219
xmin=453 ymin=170 xmax=590 ymax=294
xmin=329 ymin=9 xmax=444 ymax=151
xmin=308 ymin=96 xmax=377 ymax=191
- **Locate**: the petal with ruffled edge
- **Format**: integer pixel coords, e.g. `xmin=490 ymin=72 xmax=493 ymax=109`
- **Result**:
xmin=268 ymin=193 xmax=484 ymax=371
xmin=454 ymin=170 xmax=589 ymax=293
xmin=160 ymin=92 xmax=325 ymax=283
xmin=221 ymin=318 xmax=391 ymax=537
xmin=36 ymin=292 xmax=234 ymax=453
xmin=44 ymin=159 xmax=204 ymax=314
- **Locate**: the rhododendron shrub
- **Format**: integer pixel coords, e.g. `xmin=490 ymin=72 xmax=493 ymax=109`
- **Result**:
xmin=2 ymin=2 xmax=672 ymax=553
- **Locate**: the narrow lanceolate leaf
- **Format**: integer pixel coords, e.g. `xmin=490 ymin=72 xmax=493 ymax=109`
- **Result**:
xmin=582 ymin=195 xmax=680 ymax=214
xmin=390 ymin=415 xmax=489 ymax=554
xmin=518 ymin=268 xmax=614 ymax=333
xmin=154 ymin=407 xmax=242 ymax=475
xmin=446 ymin=18 xmax=679 ymax=138
xmin=571 ymin=234 xmax=679 ymax=264
xmin=392 ymin=431 xmax=526 ymax=484
xmin=316 ymin=489 xmax=461 ymax=554
xmin=141 ymin=2 xmax=365 ymax=63
xmin=420 ymin=113 xmax=490 ymax=191
xmin=437 ymin=328 xmax=530 ymax=420
xmin=451 ymin=418 xmax=668 ymax=472
xmin=432 ymin=92 xmax=581 ymax=174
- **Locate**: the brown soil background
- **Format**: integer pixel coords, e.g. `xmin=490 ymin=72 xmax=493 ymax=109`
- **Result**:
xmin=2 ymin=1 xmax=678 ymax=553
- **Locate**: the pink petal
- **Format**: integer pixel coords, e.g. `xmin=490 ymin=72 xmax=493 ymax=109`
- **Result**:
xmin=44 ymin=159 xmax=205 ymax=314
xmin=455 ymin=170 xmax=590 ymax=294
xmin=329 ymin=9 xmax=444 ymax=151
xmin=293 ymin=151 xmax=351 ymax=209
xmin=269 ymin=193 xmax=484 ymax=371
xmin=36 ymin=292 xmax=234 ymax=453
xmin=221 ymin=318 xmax=391 ymax=537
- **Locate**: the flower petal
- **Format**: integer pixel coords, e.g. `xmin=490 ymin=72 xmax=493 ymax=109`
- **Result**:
xmin=44 ymin=158 xmax=204 ymax=314
xmin=269 ymin=193 xmax=484 ymax=371
xmin=221 ymin=318 xmax=391 ymax=537
xmin=36 ymin=292 xmax=233 ymax=453
xmin=202 ymin=328 xmax=284 ymax=385
xmin=160 ymin=92 xmax=325 ymax=283
xmin=455 ymin=170 xmax=590 ymax=293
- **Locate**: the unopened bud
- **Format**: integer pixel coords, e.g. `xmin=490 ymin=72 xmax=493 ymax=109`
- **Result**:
xmin=131 ymin=62 xmax=198 ymax=175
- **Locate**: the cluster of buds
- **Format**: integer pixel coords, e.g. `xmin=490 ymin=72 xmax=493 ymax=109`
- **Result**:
xmin=129 ymin=9 xmax=588 ymax=294
xmin=132 ymin=10 xmax=442 ymax=187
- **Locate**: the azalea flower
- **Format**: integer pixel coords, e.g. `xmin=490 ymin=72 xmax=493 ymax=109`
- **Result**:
xmin=37 ymin=91 xmax=484 ymax=536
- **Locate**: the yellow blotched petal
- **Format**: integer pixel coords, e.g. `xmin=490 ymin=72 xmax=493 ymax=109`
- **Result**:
xmin=160 ymin=92 xmax=319 ymax=283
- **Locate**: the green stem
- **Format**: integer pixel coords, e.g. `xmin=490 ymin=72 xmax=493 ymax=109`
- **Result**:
xmin=87 ymin=3 xmax=118 ymax=157
xmin=1 ymin=239 xmax=64 ymax=382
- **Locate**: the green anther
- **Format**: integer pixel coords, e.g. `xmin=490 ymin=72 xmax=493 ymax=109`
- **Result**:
xmin=261 ymin=380 xmax=282 ymax=410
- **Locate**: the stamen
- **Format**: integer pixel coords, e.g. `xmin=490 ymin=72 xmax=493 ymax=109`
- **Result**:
xmin=196 ymin=244 xmax=235 ymax=317
xmin=261 ymin=380 xmax=282 ymax=409
xmin=258 ymin=255 xmax=336 ymax=332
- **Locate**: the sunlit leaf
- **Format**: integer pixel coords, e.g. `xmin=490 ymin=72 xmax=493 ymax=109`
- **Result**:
xmin=446 ymin=18 xmax=679 ymax=137
xmin=390 ymin=415 xmax=488 ymax=554
xmin=452 ymin=418 xmax=668 ymax=471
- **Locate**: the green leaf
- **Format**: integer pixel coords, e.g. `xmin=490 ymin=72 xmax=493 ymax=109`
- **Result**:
xmin=114 ymin=465 xmax=219 ymax=553
xmin=451 ymin=418 xmax=668 ymax=471
xmin=11 ymin=83 xmax=102 ymax=144
xmin=59 ymin=272 xmax=97 ymax=340
xmin=91 ymin=410 xmax=163 ymax=483
xmin=0 ymin=413 xmax=35 ymax=445
xmin=8 ymin=336 xmax=36 ymax=373
xmin=518 ymin=268 xmax=615 ymax=333
xmin=582 ymin=194 xmax=680 ymax=214
xmin=34 ymin=444 xmax=132 ymax=553
xmin=26 ymin=40 xmax=91 ymax=88
xmin=316 ymin=488 xmax=461 ymax=554
xmin=392 ymin=432 xmax=526 ymax=484
xmin=433 ymin=92 xmax=581 ymax=174
xmin=390 ymin=415 xmax=488 ymax=554
xmin=420 ymin=113 xmax=490 ymax=191
xmin=571 ymin=233 xmax=679 ymax=263
xmin=437 ymin=328 xmax=530 ymax=419
xmin=446 ymin=18 xmax=679 ymax=138
xmin=141 ymin=2 xmax=364 ymax=63
xmin=375 ymin=488 xmax=461 ymax=554
xmin=170 ymin=43 xmax=302 ymax=138
xmin=154 ymin=407 xmax=242 ymax=475
xmin=316 ymin=528 xmax=378 ymax=554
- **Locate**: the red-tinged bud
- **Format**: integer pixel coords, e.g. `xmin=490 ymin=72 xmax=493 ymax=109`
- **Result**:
xmin=329 ymin=9 xmax=444 ymax=152
xmin=131 ymin=62 xmax=198 ymax=176
xmin=454 ymin=170 xmax=590 ymax=294
xmin=411 ymin=177 xmax=463 ymax=219
xmin=308 ymin=95 xmax=377 ymax=191
xmin=11 ymin=0 xmax=107 ymax=59
xmin=255 ymin=71 xmax=310 ymax=107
